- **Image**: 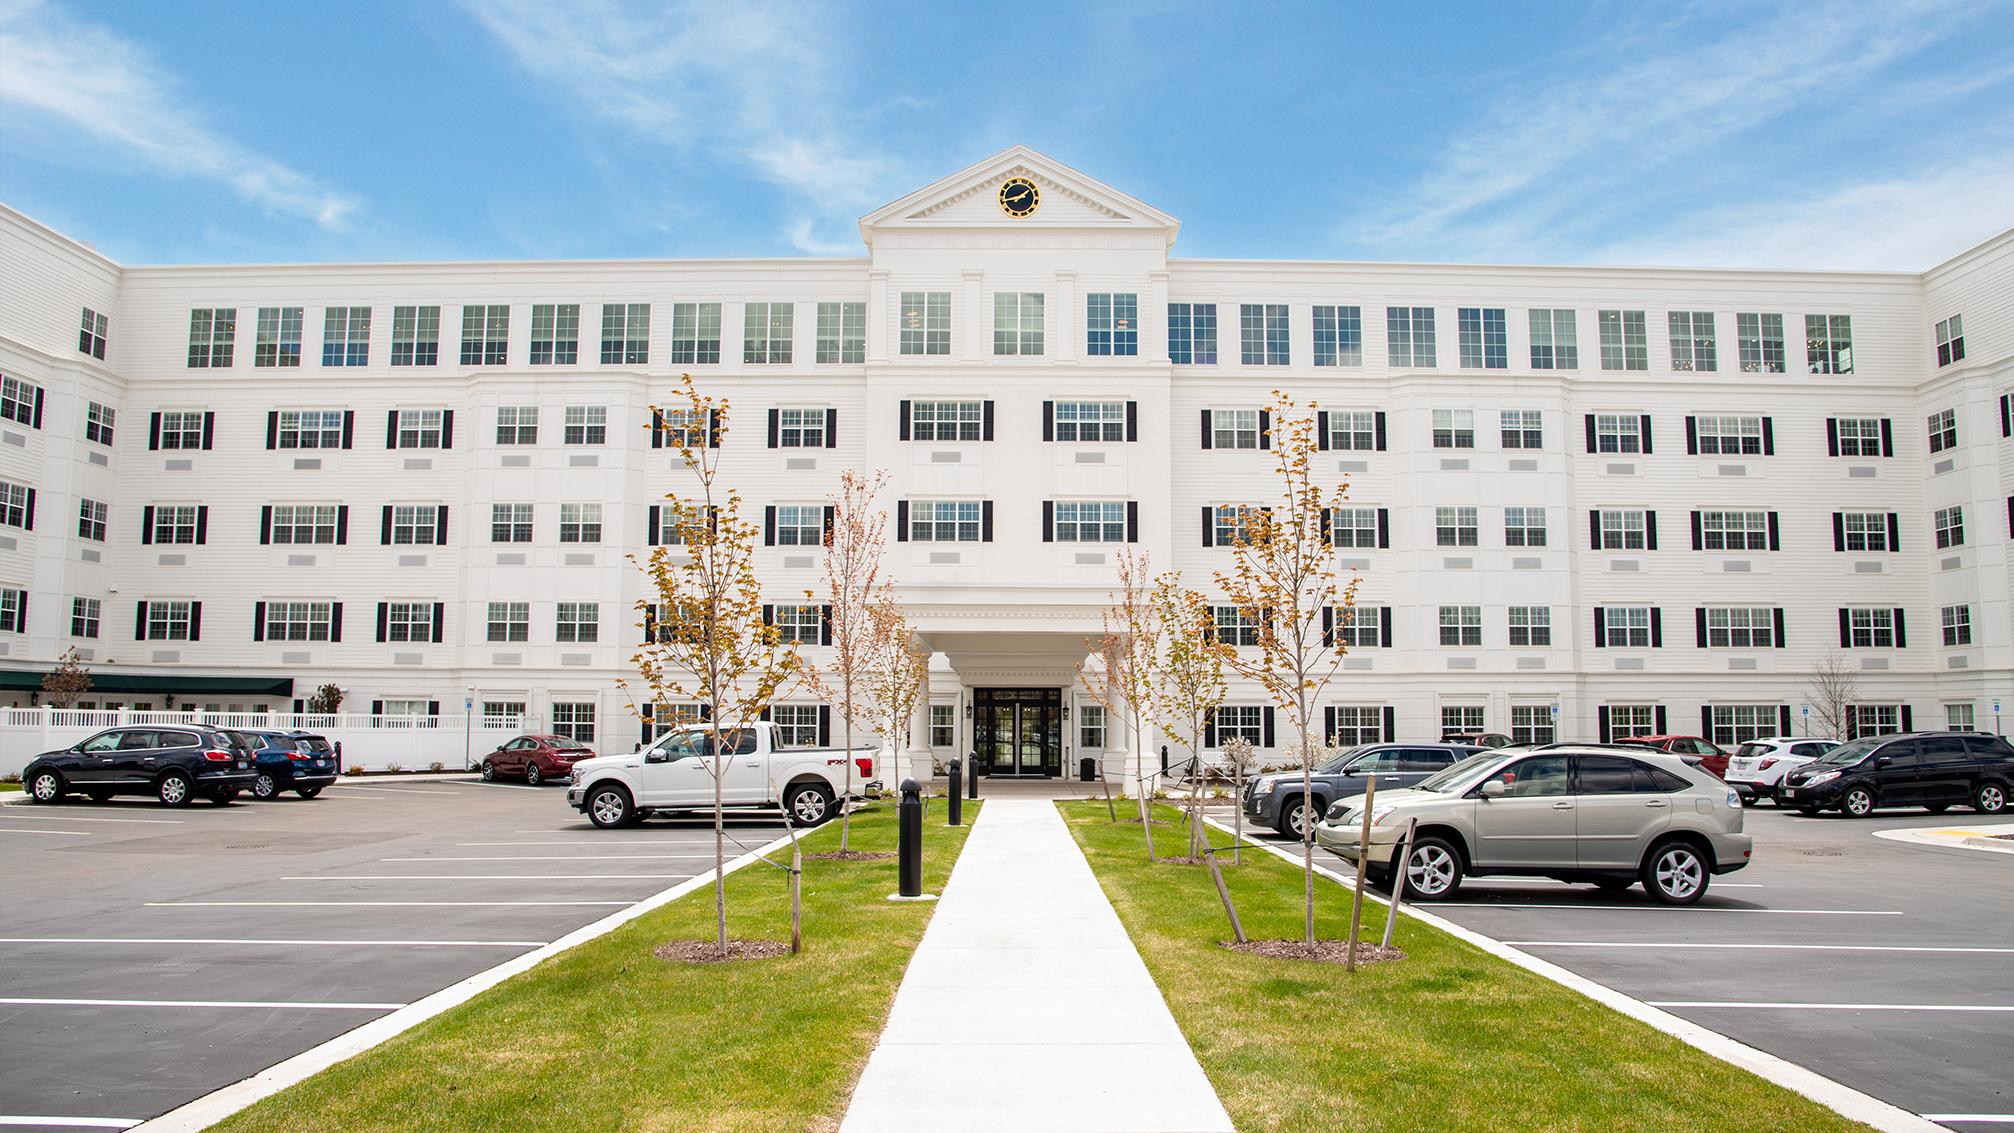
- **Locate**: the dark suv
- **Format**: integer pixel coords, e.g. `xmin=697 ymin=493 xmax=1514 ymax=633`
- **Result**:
xmin=237 ymin=729 xmax=339 ymax=799
xmin=1244 ymin=743 xmax=1483 ymax=837
xmin=1778 ymin=731 xmax=2014 ymax=817
xmin=23 ymin=725 xmax=260 ymax=807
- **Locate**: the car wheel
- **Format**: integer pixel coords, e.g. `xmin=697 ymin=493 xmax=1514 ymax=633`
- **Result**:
xmin=1842 ymin=785 xmax=1877 ymax=818
xmin=525 ymin=763 xmax=543 ymax=787
xmin=252 ymin=773 xmax=278 ymax=799
xmin=1402 ymin=837 xmax=1463 ymax=901
xmin=1281 ymin=799 xmax=1314 ymax=839
xmin=1976 ymin=782 xmax=2008 ymax=815
xmin=480 ymin=760 xmax=496 ymax=782
xmin=586 ymin=784 xmax=636 ymax=829
xmin=27 ymin=769 xmax=65 ymax=804
xmin=784 ymin=782 xmax=835 ymax=828
xmin=157 ymin=771 xmax=194 ymax=807
xmin=297 ymin=787 xmax=323 ymax=799
xmin=1643 ymin=841 xmax=1709 ymax=905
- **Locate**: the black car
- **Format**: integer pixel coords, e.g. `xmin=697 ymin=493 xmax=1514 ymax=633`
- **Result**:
xmin=23 ymin=725 xmax=261 ymax=807
xmin=1244 ymin=743 xmax=1483 ymax=836
xmin=1778 ymin=731 xmax=2014 ymax=817
xmin=236 ymin=728 xmax=339 ymax=799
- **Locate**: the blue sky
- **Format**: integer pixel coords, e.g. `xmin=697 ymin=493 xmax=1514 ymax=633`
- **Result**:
xmin=3 ymin=0 xmax=2011 ymax=269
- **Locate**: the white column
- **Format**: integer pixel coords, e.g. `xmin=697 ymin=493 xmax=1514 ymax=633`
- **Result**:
xmin=906 ymin=693 xmax=932 ymax=787
xmin=1147 ymin=270 xmax=1171 ymax=364
xmin=866 ymin=270 xmax=890 ymax=363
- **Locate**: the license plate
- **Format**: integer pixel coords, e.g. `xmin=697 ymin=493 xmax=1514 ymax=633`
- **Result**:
xmin=1781 ymin=787 xmax=1795 ymax=797
xmin=237 ymin=761 xmax=248 ymax=769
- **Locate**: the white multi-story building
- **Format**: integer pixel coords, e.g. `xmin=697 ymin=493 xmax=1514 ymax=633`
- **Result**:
xmin=2 ymin=147 xmax=2010 ymax=778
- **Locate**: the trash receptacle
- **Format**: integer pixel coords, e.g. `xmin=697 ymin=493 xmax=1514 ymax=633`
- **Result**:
xmin=1079 ymin=756 xmax=1097 ymax=782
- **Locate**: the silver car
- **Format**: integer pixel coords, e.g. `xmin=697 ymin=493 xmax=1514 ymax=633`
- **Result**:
xmin=1314 ymin=746 xmax=1753 ymax=905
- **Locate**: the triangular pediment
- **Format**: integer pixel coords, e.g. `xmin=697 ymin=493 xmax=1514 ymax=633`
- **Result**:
xmin=860 ymin=146 xmax=1178 ymax=247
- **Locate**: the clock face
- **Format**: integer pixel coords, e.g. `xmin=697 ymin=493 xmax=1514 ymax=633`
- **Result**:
xmin=998 ymin=177 xmax=1040 ymax=217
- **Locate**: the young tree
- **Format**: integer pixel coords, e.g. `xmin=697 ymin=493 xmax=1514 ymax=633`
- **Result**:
xmin=305 ymin=683 xmax=345 ymax=714
xmin=1085 ymin=548 xmax=1163 ymax=860
xmin=1214 ymin=391 xmax=1360 ymax=947
xmin=804 ymin=469 xmax=893 ymax=851
xmin=1806 ymin=650 xmax=1860 ymax=739
xmin=1154 ymin=573 xmax=1231 ymax=858
xmin=40 ymin=648 xmax=92 ymax=709
xmin=627 ymin=375 xmax=801 ymax=956
xmin=859 ymin=598 xmax=929 ymax=785
xmin=1075 ymin=633 xmax=1128 ymax=821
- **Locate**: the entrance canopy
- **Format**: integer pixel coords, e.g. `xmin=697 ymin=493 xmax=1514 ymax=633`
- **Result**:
xmin=918 ymin=631 xmax=1094 ymax=687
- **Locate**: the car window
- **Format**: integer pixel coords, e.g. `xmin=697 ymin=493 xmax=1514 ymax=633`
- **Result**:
xmin=1350 ymin=750 xmax=1406 ymax=773
xmin=158 ymin=730 xmax=200 ymax=749
xmin=1575 ymin=755 xmax=1646 ymax=794
xmin=1873 ymin=742 xmax=1919 ymax=768
xmin=1640 ymin=765 xmax=1691 ymax=792
xmin=707 ymin=730 xmax=759 ymax=757
xmin=1482 ymin=755 xmax=1571 ymax=798
xmin=654 ymin=732 xmax=703 ymax=761
xmin=1416 ymin=752 xmax=1504 ymax=792
xmin=80 ymin=732 xmax=126 ymax=753
xmin=1918 ymin=736 xmax=1968 ymax=763
xmin=1401 ymin=748 xmax=1456 ymax=772
xmin=1791 ymin=743 xmax=1832 ymax=758
xmin=117 ymin=731 xmax=160 ymax=750
xmin=1963 ymin=736 xmax=2013 ymax=759
xmin=1316 ymin=745 xmax=1374 ymax=773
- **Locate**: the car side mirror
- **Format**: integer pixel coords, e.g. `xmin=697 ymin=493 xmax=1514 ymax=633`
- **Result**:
xmin=1874 ymin=756 xmax=1892 ymax=768
xmin=1480 ymin=780 xmax=1506 ymax=799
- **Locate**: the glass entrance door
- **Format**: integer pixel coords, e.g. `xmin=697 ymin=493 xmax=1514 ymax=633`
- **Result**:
xmin=973 ymin=688 xmax=1063 ymax=776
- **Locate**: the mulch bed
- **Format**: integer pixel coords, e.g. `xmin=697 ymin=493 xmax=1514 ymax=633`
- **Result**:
xmin=654 ymin=939 xmax=793 ymax=964
xmin=803 ymin=850 xmax=896 ymax=861
xmin=1223 ymin=939 xmax=1407 ymax=966
xmin=1152 ymin=855 xmax=1207 ymax=866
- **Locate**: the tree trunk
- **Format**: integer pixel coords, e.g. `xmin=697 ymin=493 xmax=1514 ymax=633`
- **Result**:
xmin=840 ymin=681 xmax=853 ymax=852
xmin=1300 ymin=700 xmax=1316 ymax=948
xmin=714 ymin=760 xmax=728 ymax=955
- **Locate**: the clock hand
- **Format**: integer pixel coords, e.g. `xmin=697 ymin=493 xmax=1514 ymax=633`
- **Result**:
xmin=1006 ymin=187 xmax=1030 ymax=204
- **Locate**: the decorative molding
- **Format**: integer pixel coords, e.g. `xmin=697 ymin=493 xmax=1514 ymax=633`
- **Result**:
xmin=907 ymin=166 xmax=1130 ymax=222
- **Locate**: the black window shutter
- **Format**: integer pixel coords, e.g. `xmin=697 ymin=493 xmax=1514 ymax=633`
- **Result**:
xmin=651 ymin=409 xmax=664 ymax=449
xmin=266 ymin=411 xmax=279 ymax=449
xmin=1638 ymin=414 xmax=1653 ymax=454
xmin=642 ymin=606 xmax=656 ymax=644
xmin=1779 ymin=705 xmax=1793 ymax=733
xmin=1886 ymin=512 xmax=1900 ymax=551
xmin=1702 ymin=705 xmax=1713 ymax=740
xmin=195 ymin=506 xmax=208 ymax=545
xmin=1833 ymin=513 xmax=1846 ymax=552
xmin=431 ymin=602 xmax=444 ymax=643
xmin=1584 ymin=414 xmax=1597 ymax=453
xmin=342 ymin=410 xmax=354 ymax=449
xmin=1650 ymin=607 xmax=1663 ymax=647
xmin=1685 ymin=416 xmax=1698 ymax=455
xmin=1773 ymin=608 xmax=1786 ymax=648
xmin=647 ymin=505 xmax=660 ymax=547
xmin=1593 ymin=607 xmax=1607 ymax=648
xmin=371 ymin=700 xmax=384 ymax=716
xmin=1761 ymin=417 xmax=1774 ymax=456
xmin=1261 ymin=707 xmax=1276 ymax=748
xmin=1826 ymin=418 xmax=1839 ymax=456
xmin=201 ymin=412 xmax=215 ymax=450
xmin=435 ymin=506 xmax=448 ymax=545
xmin=1374 ymin=411 xmax=1387 ymax=451
xmin=1042 ymin=401 xmax=1054 ymax=442
xmin=706 ymin=409 xmax=720 ymax=448
xmin=1654 ymin=705 xmax=1667 ymax=734
xmin=386 ymin=410 xmax=399 ymax=449
xmin=1321 ymin=606 xmax=1333 ymax=647
xmin=187 ymin=601 xmax=201 ymax=641
xmin=981 ymin=500 xmax=994 ymax=542
xmin=141 ymin=505 xmax=155 ymax=545
xmin=1041 ymin=501 xmax=1054 ymax=542
xmin=759 ymin=706 xmax=772 ymax=722
xmin=1204 ymin=714 xmax=1218 ymax=749
xmin=1645 ymin=511 xmax=1658 ymax=551
xmin=1381 ymin=705 xmax=1396 ymax=743
xmin=1258 ymin=409 xmax=1272 ymax=450
xmin=823 ymin=506 xmax=835 ymax=543
xmin=1695 ymin=607 xmax=1708 ymax=647
xmin=1125 ymin=401 xmax=1137 ymax=442
xmin=825 ymin=408 xmax=838 ymax=448
xmin=335 ymin=506 xmax=349 ymax=545
xmin=1589 ymin=510 xmax=1601 ymax=550
xmin=1379 ymin=607 xmax=1392 ymax=648
xmin=2004 ymin=395 xmax=2013 ymax=438
xmin=1766 ymin=511 xmax=1780 ymax=551
xmin=899 ymin=400 xmax=911 ymax=441
xmin=761 ymin=604 xmax=774 ymax=626
xmin=1892 ymin=608 xmax=1906 ymax=649
xmin=376 ymin=602 xmax=389 ymax=642
xmin=1838 ymin=608 xmax=1851 ymax=647
xmin=1690 ymin=511 xmax=1702 ymax=550
xmin=1597 ymin=705 xmax=1611 ymax=743
xmin=32 ymin=388 xmax=43 ymax=427
xmin=135 ymin=600 xmax=149 ymax=640
xmin=329 ymin=603 xmax=343 ymax=642
xmin=764 ymin=506 xmax=777 ymax=546
xmin=1316 ymin=411 xmax=1330 ymax=450
xmin=1319 ymin=509 xmax=1332 ymax=544
xmin=1201 ymin=506 xmax=1214 ymax=547
xmin=766 ymin=408 xmax=780 ymax=448
xmin=1879 ymin=418 xmax=1894 ymax=456
xmin=982 ymin=400 xmax=995 ymax=441
xmin=428 ymin=701 xmax=440 ymax=719
xmin=1126 ymin=501 xmax=1139 ymax=543
xmin=895 ymin=500 xmax=909 ymax=541
xmin=260 ymin=505 xmax=274 ymax=545
xmin=21 ymin=488 xmax=31 ymax=531
xmin=149 ymin=412 xmax=162 ymax=450
xmin=440 ymin=409 xmax=454 ymax=448
xmin=1199 ymin=409 xmax=1212 ymax=450
xmin=1323 ymin=706 xmax=1335 ymax=741
xmin=380 ymin=506 xmax=393 ymax=544
xmin=253 ymin=601 xmax=266 ymax=641
xmin=1376 ymin=508 xmax=1390 ymax=549
xmin=820 ymin=606 xmax=833 ymax=647
xmin=1900 ymin=705 xmax=1914 ymax=732
xmin=817 ymin=705 xmax=831 ymax=746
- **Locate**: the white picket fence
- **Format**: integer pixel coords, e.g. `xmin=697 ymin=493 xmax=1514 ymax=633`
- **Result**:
xmin=0 ymin=709 xmax=540 ymax=778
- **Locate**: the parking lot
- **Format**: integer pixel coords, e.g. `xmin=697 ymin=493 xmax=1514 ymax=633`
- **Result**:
xmin=1246 ymin=804 xmax=2014 ymax=1132
xmin=0 ymin=778 xmax=786 ymax=1131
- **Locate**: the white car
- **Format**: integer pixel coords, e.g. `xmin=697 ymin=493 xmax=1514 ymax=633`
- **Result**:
xmin=1723 ymin=736 xmax=1838 ymax=805
xmin=566 ymin=722 xmax=883 ymax=828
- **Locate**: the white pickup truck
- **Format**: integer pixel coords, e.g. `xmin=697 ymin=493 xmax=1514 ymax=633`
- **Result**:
xmin=565 ymin=722 xmax=884 ymax=829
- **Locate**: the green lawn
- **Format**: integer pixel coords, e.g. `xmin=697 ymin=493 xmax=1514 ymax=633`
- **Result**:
xmin=214 ymin=803 xmax=977 ymax=1133
xmin=1063 ymin=802 xmax=1869 ymax=1133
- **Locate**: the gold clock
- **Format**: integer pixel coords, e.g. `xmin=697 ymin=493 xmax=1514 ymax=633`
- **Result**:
xmin=998 ymin=177 xmax=1040 ymax=217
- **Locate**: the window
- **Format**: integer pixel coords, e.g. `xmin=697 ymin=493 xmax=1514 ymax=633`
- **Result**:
xmin=563 ymin=405 xmax=607 ymax=445
xmin=1598 ymin=309 xmax=1648 ymax=371
xmin=385 ymin=602 xmax=436 ymax=643
xmin=395 ymin=409 xmax=445 ymax=449
xmin=550 ymin=702 xmax=596 ymax=744
xmin=528 ymin=303 xmax=580 ymax=365
xmin=276 ymin=410 xmax=345 ymax=449
xmin=1209 ymin=606 xmax=1261 ymax=646
xmin=496 ymin=406 xmax=538 ymax=445
xmin=1941 ymin=604 xmax=1971 ymax=647
xmin=771 ymin=604 xmax=825 ymax=645
xmin=1054 ymin=401 xmax=1125 ymax=442
xmin=1499 ymin=409 xmax=1542 ymax=449
xmin=559 ymin=503 xmax=602 ymax=543
xmin=994 ymin=292 xmax=1045 ymax=356
xmin=1927 ymin=408 xmax=1958 ymax=453
xmin=1054 ymin=501 xmax=1126 ymax=542
xmin=1709 ymin=705 xmax=1777 ymax=747
xmin=1605 ymin=607 xmax=1653 ymax=648
xmin=1214 ymin=706 xmax=1265 ymax=747
xmin=85 ymin=401 xmax=116 ymax=445
xmin=1503 ymin=506 xmax=1546 ymax=547
xmin=1705 ymin=608 xmax=1775 ymax=648
xmin=668 ymin=302 xmax=722 ymax=364
xmin=1386 ymin=306 xmax=1436 ymax=367
xmin=1607 ymin=705 xmax=1656 ymax=739
xmin=1696 ymin=415 xmax=1763 ymax=455
xmin=1934 ymin=505 xmax=1964 ymax=549
xmin=188 ymin=308 xmax=237 ymax=367
xmin=1668 ymin=311 xmax=1716 ymax=371
xmin=910 ymin=500 xmax=981 ymax=542
xmin=911 ymin=400 xmax=983 ymax=442
xmin=1332 ymin=606 xmax=1381 ymax=648
xmin=0 ymin=588 xmax=24 ymax=633
xmin=1312 ymin=305 xmax=1363 ymax=366
xmin=1240 ymin=303 xmax=1289 ymax=365
xmin=1946 ymin=703 xmax=1975 ymax=731
xmin=1845 ymin=608 xmax=1897 ymax=648
xmin=1323 ymin=707 xmax=1380 ymax=745
xmin=1806 ymin=314 xmax=1853 ymax=374
xmin=1510 ymin=705 xmax=1555 ymax=746
xmin=815 ymin=301 xmax=865 ymax=363
xmin=1691 ymin=509 xmax=1765 ymax=551
xmin=773 ymin=504 xmax=826 ymax=546
xmin=1528 ymin=309 xmax=1577 ymax=369
xmin=77 ymin=498 xmax=107 ymax=541
xmin=491 ymin=503 xmax=534 ymax=543
xmin=1168 ymin=302 xmax=1217 ymax=364
xmin=598 ymin=302 xmax=648 ymax=364
xmin=71 ymin=596 xmax=100 ymax=638
xmin=930 ymin=704 xmax=957 ymax=747
xmin=1935 ymin=315 xmax=1965 ymax=366
xmin=0 ymin=375 xmax=37 ymax=428
xmin=144 ymin=600 xmax=195 ymax=641
xmin=1435 ymin=506 xmax=1478 ymax=547
xmin=899 ymin=292 xmax=951 ymax=356
xmin=254 ymin=307 xmax=303 ymax=367
xmin=1329 ymin=507 xmax=1379 ymax=549
xmin=264 ymin=601 xmax=335 ymax=642
xmin=1841 ymin=512 xmax=1890 ymax=552
xmin=1326 ymin=410 xmax=1377 ymax=451
xmin=1736 ymin=312 xmax=1785 ymax=373
xmin=1836 ymin=417 xmax=1883 ymax=457
xmin=79 ymin=307 xmax=109 ymax=359
xmin=1086 ymin=293 xmax=1137 ymax=356
xmin=1432 ymin=409 xmax=1474 ymax=449
xmin=1439 ymin=605 xmax=1482 ymax=646
xmin=770 ymin=704 xmax=820 ymax=747
xmin=459 ymin=304 xmax=509 ymax=366
xmin=1442 ymin=706 xmax=1486 ymax=737
xmin=1211 ymin=408 xmax=1261 ymax=450
xmin=776 ymin=407 xmax=827 ymax=447
xmin=1852 ymin=705 xmax=1900 ymax=737
xmin=1599 ymin=509 xmax=1647 ymax=550
xmin=556 ymin=601 xmax=600 ymax=643
xmin=486 ymin=601 xmax=530 ymax=642
xmin=1212 ymin=505 xmax=1265 ymax=546
xmin=1457 ymin=307 xmax=1507 ymax=369
xmin=269 ymin=505 xmax=338 ymax=545
xmin=0 ymin=480 xmax=28 ymax=530
xmin=1507 ymin=606 xmax=1551 ymax=647
xmin=322 ymin=307 xmax=370 ymax=367
xmin=658 ymin=408 xmax=710 ymax=448
xmin=1594 ymin=413 xmax=1645 ymax=454
xmin=389 ymin=505 xmax=441 ymax=545
xmin=151 ymin=505 xmax=200 ymax=544
xmin=390 ymin=305 xmax=439 ymax=366
xmin=1078 ymin=704 xmax=1107 ymax=748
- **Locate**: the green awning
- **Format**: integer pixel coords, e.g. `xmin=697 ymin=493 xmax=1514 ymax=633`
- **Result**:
xmin=0 ymin=670 xmax=294 ymax=697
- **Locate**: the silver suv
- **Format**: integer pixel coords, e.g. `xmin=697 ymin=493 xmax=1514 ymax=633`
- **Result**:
xmin=1314 ymin=746 xmax=1753 ymax=905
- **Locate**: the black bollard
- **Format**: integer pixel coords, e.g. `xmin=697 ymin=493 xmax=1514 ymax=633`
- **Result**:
xmin=967 ymin=750 xmax=980 ymax=799
xmin=947 ymin=758 xmax=963 ymax=827
xmin=897 ymin=778 xmax=923 ymax=898
xmin=1160 ymin=744 xmax=1169 ymax=775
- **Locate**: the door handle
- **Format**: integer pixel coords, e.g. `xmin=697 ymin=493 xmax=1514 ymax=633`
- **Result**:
xmin=1551 ymin=801 xmax=1574 ymax=809
xmin=1643 ymin=800 xmax=1668 ymax=808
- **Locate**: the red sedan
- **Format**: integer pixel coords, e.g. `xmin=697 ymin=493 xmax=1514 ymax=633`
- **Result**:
xmin=481 ymin=734 xmax=595 ymax=786
xmin=1616 ymin=735 xmax=1731 ymax=779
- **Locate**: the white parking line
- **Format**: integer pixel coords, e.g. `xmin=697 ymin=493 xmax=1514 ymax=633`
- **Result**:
xmin=0 ymin=828 xmax=93 ymax=836
xmin=1506 ymin=941 xmax=2014 ymax=954
xmin=1649 ymin=1001 xmax=2014 ymax=1012
xmin=459 ymin=840 xmax=722 ymax=846
xmin=0 ymin=812 xmax=182 ymax=824
xmin=0 ymin=937 xmax=544 ymax=948
xmin=325 ymin=786 xmax=463 ymax=797
xmin=145 ymin=900 xmax=632 ymax=907
xmin=283 ymin=874 xmax=686 ymax=881
xmin=468 ymin=782 xmax=547 ymax=791
xmin=383 ymin=854 xmax=717 ymax=861
xmin=1434 ymin=902 xmax=1902 ymax=915
xmin=0 ymin=997 xmax=405 ymax=1011
xmin=1921 ymin=1116 xmax=2014 ymax=1124
xmin=0 ymin=1117 xmax=143 ymax=1129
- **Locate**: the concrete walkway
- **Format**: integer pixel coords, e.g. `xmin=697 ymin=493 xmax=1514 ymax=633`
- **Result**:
xmin=841 ymin=799 xmax=1234 ymax=1133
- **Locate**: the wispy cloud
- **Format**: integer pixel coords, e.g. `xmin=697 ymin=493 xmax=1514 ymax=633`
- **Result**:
xmin=0 ymin=0 xmax=359 ymax=230
xmin=460 ymin=0 xmax=907 ymax=254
